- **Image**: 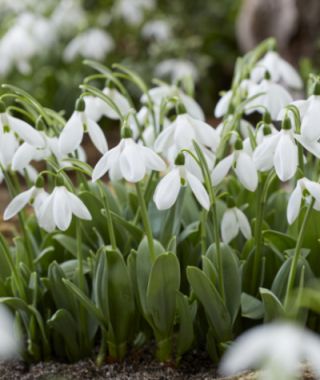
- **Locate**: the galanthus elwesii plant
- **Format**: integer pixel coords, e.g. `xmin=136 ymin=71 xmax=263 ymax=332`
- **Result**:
xmin=3 ymin=38 xmax=320 ymax=377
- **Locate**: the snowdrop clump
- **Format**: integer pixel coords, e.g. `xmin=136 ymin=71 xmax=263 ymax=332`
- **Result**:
xmin=2 ymin=39 xmax=320 ymax=374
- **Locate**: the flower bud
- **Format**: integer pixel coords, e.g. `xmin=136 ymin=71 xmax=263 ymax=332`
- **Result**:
xmin=281 ymin=116 xmax=291 ymax=130
xmin=174 ymin=152 xmax=185 ymax=166
xmin=55 ymin=175 xmax=65 ymax=187
xmin=121 ymin=126 xmax=133 ymax=139
xmin=263 ymin=125 xmax=272 ymax=136
xmin=263 ymin=111 xmax=272 ymax=125
xmin=35 ymin=175 xmax=44 ymax=188
xmin=234 ymin=139 xmax=243 ymax=150
xmin=264 ymin=70 xmax=271 ymax=80
xmin=75 ymin=98 xmax=85 ymax=112
xmin=313 ymin=82 xmax=320 ymax=96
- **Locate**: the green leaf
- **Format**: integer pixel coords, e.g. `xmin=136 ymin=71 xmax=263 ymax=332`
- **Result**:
xmin=263 ymin=230 xmax=296 ymax=258
xmin=53 ymin=235 xmax=90 ymax=258
xmin=187 ymin=267 xmax=232 ymax=342
xmin=260 ymin=288 xmax=285 ymax=322
xmin=241 ymin=293 xmax=264 ymax=319
xmin=146 ymin=253 xmax=180 ymax=336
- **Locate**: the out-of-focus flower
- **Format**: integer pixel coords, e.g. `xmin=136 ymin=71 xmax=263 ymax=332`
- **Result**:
xmin=155 ymin=59 xmax=199 ymax=83
xmin=220 ymin=322 xmax=320 ymax=380
xmin=141 ymin=19 xmax=172 ymax=41
xmin=0 ymin=304 xmax=22 ymax=359
xmin=92 ymin=128 xmax=166 ymax=183
xmin=153 ymin=152 xmax=210 ymax=210
xmin=63 ymin=28 xmax=114 ymax=62
xmin=114 ymin=0 xmax=156 ymax=26
xmin=251 ymin=51 xmax=303 ymax=89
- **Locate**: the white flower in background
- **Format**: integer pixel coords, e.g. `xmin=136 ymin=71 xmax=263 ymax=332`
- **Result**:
xmin=37 ymin=185 xmax=92 ymax=232
xmin=50 ymin=0 xmax=86 ymax=36
xmin=84 ymin=88 xmax=131 ymax=121
xmin=214 ymin=79 xmax=255 ymax=118
xmin=0 ymin=304 xmax=22 ymax=359
xmin=141 ymin=19 xmax=172 ymax=41
xmin=251 ymin=51 xmax=303 ymax=89
xmin=154 ymin=113 xmax=220 ymax=154
xmin=142 ymin=84 xmax=205 ymax=121
xmin=3 ymin=184 xmax=48 ymax=221
xmin=63 ymin=28 xmax=114 ymax=62
xmin=0 ymin=110 xmax=45 ymax=148
xmin=114 ymin=0 xmax=156 ymax=26
xmin=287 ymin=178 xmax=320 ymax=224
xmin=59 ymin=98 xmax=108 ymax=156
xmin=220 ymin=322 xmax=320 ymax=380
xmin=221 ymin=203 xmax=251 ymax=244
xmin=155 ymin=59 xmax=199 ymax=83
xmin=0 ymin=130 xmax=19 ymax=169
xmin=211 ymin=140 xmax=258 ymax=191
xmin=92 ymin=127 xmax=166 ymax=183
xmin=299 ymin=94 xmax=320 ymax=142
xmin=246 ymin=76 xmax=293 ymax=120
xmin=153 ymin=152 xmax=210 ymax=210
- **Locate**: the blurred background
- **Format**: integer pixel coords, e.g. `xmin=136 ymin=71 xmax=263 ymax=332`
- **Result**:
xmin=2 ymin=0 xmax=319 ymax=118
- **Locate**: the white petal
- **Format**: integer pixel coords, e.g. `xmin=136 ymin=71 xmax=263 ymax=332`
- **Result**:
xmin=174 ymin=114 xmax=196 ymax=148
xmin=3 ymin=186 xmax=35 ymax=220
xmin=38 ymin=194 xmax=56 ymax=232
xmin=214 ymin=90 xmax=232 ymax=118
xmin=279 ymin=59 xmax=303 ymax=89
xmin=87 ymin=119 xmax=108 ymax=154
xmin=287 ymin=182 xmax=302 ymax=225
xmin=11 ymin=143 xmax=36 ymax=171
xmin=180 ymin=93 xmax=205 ymax=121
xmin=235 ymin=208 xmax=252 ymax=239
xmin=221 ymin=209 xmax=239 ymax=244
xmin=211 ymin=154 xmax=234 ymax=186
xmin=59 ymin=112 xmax=84 ymax=155
xmin=234 ymin=151 xmax=258 ymax=192
xmin=301 ymin=96 xmax=320 ymax=141
xmin=303 ymin=179 xmax=320 ymax=205
xmin=253 ymin=134 xmax=279 ymax=171
xmin=67 ymin=191 xmax=92 ymax=220
xmin=8 ymin=116 xmax=45 ymax=147
xmin=53 ymin=187 xmax=72 ymax=231
xmin=0 ymin=132 xmax=19 ymax=168
xmin=186 ymin=171 xmax=210 ymax=210
xmin=190 ymin=116 xmax=221 ymax=151
xmin=274 ymin=133 xmax=297 ymax=181
xmin=294 ymin=134 xmax=320 ymax=159
xmin=153 ymin=169 xmax=181 ymax=210
xmin=119 ymin=140 xmax=145 ymax=182
xmin=140 ymin=146 xmax=166 ymax=172
xmin=154 ymin=124 xmax=174 ymax=153
xmin=92 ymin=145 xmax=121 ymax=182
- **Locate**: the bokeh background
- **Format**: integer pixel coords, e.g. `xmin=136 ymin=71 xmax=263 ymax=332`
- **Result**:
xmin=2 ymin=0 xmax=319 ymax=118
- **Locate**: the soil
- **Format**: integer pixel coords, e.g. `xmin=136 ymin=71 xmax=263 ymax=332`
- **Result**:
xmin=0 ymin=350 xmax=316 ymax=380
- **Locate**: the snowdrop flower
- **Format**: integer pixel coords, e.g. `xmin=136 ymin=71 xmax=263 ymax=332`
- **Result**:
xmin=154 ymin=113 xmax=220 ymax=154
xmin=63 ymin=28 xmax=114 ymax=62
xmin=114 ymin=0 xmax=156 ymax=25
xmin=142 ymin=84 xmax=205 ymax=121
xmin=141 ymin=19 xmax=172 ymax=42
xmin=92 ymin=127 xmax=166 ymax=183
xmin=59 ymin=98 xmax=108 ymax=156
xmin=220 ymin=322 xmax=320 ymax=380
xmin=299 ymin=85 xmax=320 ymax=142
xmin=0 ymin=104 xmax=45 ymax=148
xmin=221 ymin=201 xmax=252 ymax=244
xmin=246 ymin=75 xmax=293 ymax=119
xmin=153 ymin=152 xmax=210 ymax=210
xmin=37 ymin=185 xmax=92 ymax=232
xmin=155 ymin=59 xmax=199 ymax=83
xmin=211 ymin=139 xmax=258 ymax=192
xmin=287 ymin=178 xmax=320 ymax=224
xmin=0 ymin=304 xmax=22 ymax=359
xmin=251 ymin=51 xmax=303 ymax=89
xmin=3 ymin=182 xmax=48 ymax=221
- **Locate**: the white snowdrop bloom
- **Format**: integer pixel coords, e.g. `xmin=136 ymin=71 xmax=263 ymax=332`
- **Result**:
xmin=141 ymin=20 xmax=172 ymax=41
xmin=50 ymin=0 xmax=86 ymax=36
xmin=63 ymin=28 xmax=114 ymax=62
xmin=0 ymin=304 xmax=22 ymax=359
xmin=153 ymin=153 xmax=210 ymax=210
xmin=114 ymin=0 xmax=156 ymax=25
xmin=300 ymin=94 xmax=320 ymax=142
xmin=220 ymin=322 xmax=320 ymax=380
xmin=101 ymin=87 xmax=131 ymax=120
xmin=287 ymin=178 xmax=320 ymax=225
xmin=92 ymin=127 xmax=166 ymax=183
xmin=211 ymin=140 xmax=258 ymax=192
xmin=251 ymin=51 xmax=303 ymax=89
xmin=59 ymin=99 xmax=108 ymax=156
xmin=142 ymin=84 xmax=205 ymax=121
xmin=3 ymin=185 xmax=48 ymax=221
xmin=0 ymin=130 xmax=20 ymax=169
xmin=155 ymin=59 xmax=199 ymax=83
xmin=246 ymin=78 xmax=293 ymax=120
xmin=37 ymin=185 xmax=92 ymax=232
xmin=214 ymin=79 xmax=255 ymax=118
xmin=221 ymin=204 xmax=251 ymax=244
xmin=154 ymin=113 xmax=220 ymax=154
xmin=0 ymin=110 xmax=45 ymax=148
